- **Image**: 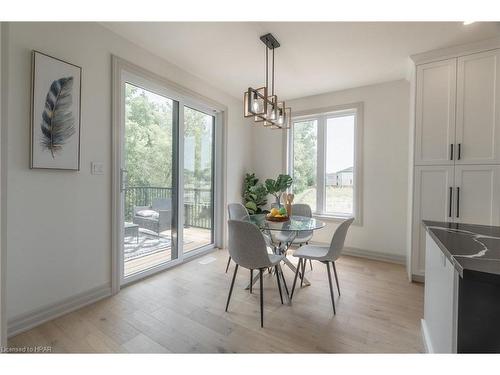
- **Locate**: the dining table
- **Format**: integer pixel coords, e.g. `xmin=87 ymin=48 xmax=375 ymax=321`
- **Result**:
xmin=247 ymin=214 xmax=326 ymax=304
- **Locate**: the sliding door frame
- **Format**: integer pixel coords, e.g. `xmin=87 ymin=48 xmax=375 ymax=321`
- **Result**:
xmin=111 ymin=56 xmax=226 ymax=293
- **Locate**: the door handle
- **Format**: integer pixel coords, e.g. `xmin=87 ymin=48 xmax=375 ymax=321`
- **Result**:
xmin=457 ymin=143 xmax=461 ymax=160
xmin=456 ymin=187 xmax=460 ymax=218
xmin=450 ymin=144 xmax=454 ymax=161
xmin=120 ymin=168 xmax=128 ymax=192
xmin=448 ymin=187 xmax=453 ymax=218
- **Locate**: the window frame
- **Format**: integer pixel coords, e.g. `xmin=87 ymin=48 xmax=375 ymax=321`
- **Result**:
xmin=286 ymin=102 xmax=363 ymax=224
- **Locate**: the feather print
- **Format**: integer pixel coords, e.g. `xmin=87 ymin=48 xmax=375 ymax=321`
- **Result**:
xmin=40 ymin=77 xmax=75 ymax=158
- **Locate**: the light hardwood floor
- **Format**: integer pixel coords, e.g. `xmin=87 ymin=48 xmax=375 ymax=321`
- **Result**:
xmin=8 ymin=249 xmax=424 ymax=353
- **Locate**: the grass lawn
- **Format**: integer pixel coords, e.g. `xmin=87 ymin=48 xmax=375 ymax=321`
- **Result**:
xmin=295 ymin=186 xmax=353 ymax=215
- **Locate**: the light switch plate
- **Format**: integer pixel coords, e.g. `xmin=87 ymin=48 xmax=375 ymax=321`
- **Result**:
xmin=91 ymin=162 xmax=104 ymax=175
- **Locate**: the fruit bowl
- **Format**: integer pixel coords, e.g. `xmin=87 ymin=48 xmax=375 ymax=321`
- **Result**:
xmin=265 ymin=214 xmax=290 ymax=222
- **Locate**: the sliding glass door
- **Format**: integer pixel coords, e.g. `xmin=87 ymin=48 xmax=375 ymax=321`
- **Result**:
xmin=119 ymin=71 xmax=218 ymax=283
xmin=183 ymin=106 xmax=214 ymax=254
xmin=122 ymin=82 xmax=179 ymax=279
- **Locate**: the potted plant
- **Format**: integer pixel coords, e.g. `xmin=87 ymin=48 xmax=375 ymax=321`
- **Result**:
xmin=242 ymin=173 xmax=268 ymax=214
xmin=265 ymin=174 xmax=293 ymax=208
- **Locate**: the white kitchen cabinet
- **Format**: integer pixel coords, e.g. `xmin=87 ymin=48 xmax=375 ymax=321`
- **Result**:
xmin=415 ymin=59 xmax=456 ymax=166
xmin=410 ymin=47 xmax=500 ymax=280
xmin=453 ymin=165 xmax=500 ymax=226
xmin=456 ymin=50 xmax=500 ymax=165
xmin=412 ymin=166 xmax=455 ymax=276
xmin=422 ymin=232 xmax=459 ymax=353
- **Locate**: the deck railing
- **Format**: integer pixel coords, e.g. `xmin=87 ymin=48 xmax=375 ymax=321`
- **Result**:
xmin=125 ymin=186 xmax=212 ymax=229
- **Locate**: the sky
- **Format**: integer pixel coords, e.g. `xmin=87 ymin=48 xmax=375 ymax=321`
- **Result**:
xmin=325 ymin=115 xmax=354 ymax=173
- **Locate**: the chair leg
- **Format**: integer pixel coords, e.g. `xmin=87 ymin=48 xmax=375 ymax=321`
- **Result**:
xmin=275 ymin=265 xmax=283 ymax=304
xmin=278 ymin=264 xmax=289 ymax=296
xmin=309 ymin=259 xmax=313 ymax=271
xmin=259 ymin=268 xmax=264 ymax=327
xmin=300 ymin=258 xmax=306 ymax=288
xmin=225 ymin=256 xmax=231 ymax=273
xmin=225 ymin=264 xmax=239 ymax=312
xmin=332 ymin=261 xmax=340 ymax=296
xmin=250 ymin=269 xmax=253 ymax=294
xmin=290 ymin=258 xmax=302 ymax=300
xmin=325 ymin=262 xmax=336 ymax=315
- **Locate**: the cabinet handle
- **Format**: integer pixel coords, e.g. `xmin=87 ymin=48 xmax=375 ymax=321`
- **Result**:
xmin=450 ymin=144 xmax=454 ymax=160
xmin=448 ymin=186 xmax=453 ymax=218
xmin=458 ymin=143 xmax=461 ymax=160
xmin=456 ymin=187 xmax=460 ymax=218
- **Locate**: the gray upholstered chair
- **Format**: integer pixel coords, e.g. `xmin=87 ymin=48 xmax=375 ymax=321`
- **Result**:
xmin=225 ymin=220 xmax=286 ymax=327
xmin=226 ymin=203 xmax=250 ymax=273
xmin=133 ymin=198 xmax=172 ymax=236
xmin=274 ymin=203 xmax=314 ymax=269
xmin=290 ymin=217 xmax=354 ymax=314
xmin=225 ymin=203 xmax=272 ymax=273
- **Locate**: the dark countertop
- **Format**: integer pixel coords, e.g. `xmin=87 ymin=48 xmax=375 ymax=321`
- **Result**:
xmin=423 ymin=220 xmax=500 ymax=279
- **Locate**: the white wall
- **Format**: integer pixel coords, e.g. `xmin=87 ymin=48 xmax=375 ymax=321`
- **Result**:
xmin=4 ymin=22 xmax=252 ymax=321
xmin=252 ymin=80 xmax=410 ymax=260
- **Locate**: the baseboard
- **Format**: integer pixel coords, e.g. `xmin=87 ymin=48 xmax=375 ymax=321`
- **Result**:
xmin=412 ymin=274 xmax=425 ymax=283
xmin=7 ymin=284 xmax=111 ymax=338
xmin=421 ymin=319 xmax=433 ymax=353
xmin=308 ymin=241 xmax=406 ymax=265
xmin=342 ymin=246 xmax=405 ymax=265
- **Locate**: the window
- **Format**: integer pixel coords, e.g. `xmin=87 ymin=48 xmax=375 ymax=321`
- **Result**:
xmin=288 ymin=104 xmax=362 ymax=220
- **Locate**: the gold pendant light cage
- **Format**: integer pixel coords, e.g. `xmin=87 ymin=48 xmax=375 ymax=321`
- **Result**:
xmin=243 ymin=33 xmax=291 ymax=129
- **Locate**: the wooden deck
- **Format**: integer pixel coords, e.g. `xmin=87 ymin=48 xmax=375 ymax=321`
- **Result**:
xmin=124 ymin=227 xmax=212 ymax=277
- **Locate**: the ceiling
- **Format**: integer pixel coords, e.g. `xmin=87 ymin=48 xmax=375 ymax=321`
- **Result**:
xmin=103 ymin=22 xmax=500 ymax=100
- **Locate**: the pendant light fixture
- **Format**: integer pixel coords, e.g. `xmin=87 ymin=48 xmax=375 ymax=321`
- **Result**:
xmin=244 ymin=33 xmax=291 ymax=129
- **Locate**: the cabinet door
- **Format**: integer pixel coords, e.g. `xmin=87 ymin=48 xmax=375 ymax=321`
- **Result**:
xmin=454 ymin=165 xmax=500 ymax=225
xmin=412 ymin=166 xmax=455 ymax=277
xmin=423 ymin=233 xmax=458 ymax=353
xmin=415 ymin=59 xmax=457 ymax=166
xmin=456 ymin=49 xmax=500 ymax=165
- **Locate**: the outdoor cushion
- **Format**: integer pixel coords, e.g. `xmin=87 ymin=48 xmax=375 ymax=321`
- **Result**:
xmin=136 ymin=209 xmax=160 ymax=219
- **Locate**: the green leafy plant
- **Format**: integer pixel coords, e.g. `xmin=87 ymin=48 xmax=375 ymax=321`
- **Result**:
xmin=243 ymin=173 xmax=268 ymax=214
xmin=265 ymin=174 xmax=293 ymax=206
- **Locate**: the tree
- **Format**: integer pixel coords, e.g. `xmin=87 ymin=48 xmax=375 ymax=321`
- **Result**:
xmin=292 ymin=121 xmax=317 ymax=194
xmin=125 ymin=84 xmax=173 ymax=188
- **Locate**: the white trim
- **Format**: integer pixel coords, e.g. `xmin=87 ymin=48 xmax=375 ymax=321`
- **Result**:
xmin=7 ymin=285 xmax=111 ymax=338
xmin=411 ymin=36 xmax=500 ymax=66
xmin=111 ymin=56 xmax=226 ymax=289
xmin=309 ymin=241 xmax=405 ymax=265
xmin=421 ymin=319 xmax=434 ymax=353
xmin=342 ymin=246 xmax=405 ymax=265
xmin=287 ymin=102 xmax=363 ymax=225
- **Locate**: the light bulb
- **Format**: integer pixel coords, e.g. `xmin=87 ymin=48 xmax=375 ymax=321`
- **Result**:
xmin=269 ymin=107 xmax=277 ymax=120
xmin=277 ymin=109 xmax=284 ymax=124
xmin=252 ymin=92 xmax=260 ymax=112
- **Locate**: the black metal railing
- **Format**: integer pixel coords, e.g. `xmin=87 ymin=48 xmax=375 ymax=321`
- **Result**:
xmin=125 ymin=186 xmax=212 ymax=229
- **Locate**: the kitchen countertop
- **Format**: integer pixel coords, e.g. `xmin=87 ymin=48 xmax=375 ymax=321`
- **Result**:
xmin=423 ymin=220 xmax=500 ymax=278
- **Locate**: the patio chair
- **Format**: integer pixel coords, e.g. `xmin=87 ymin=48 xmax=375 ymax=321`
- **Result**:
xmin=133 ymin=198 xmax=172 ymax=236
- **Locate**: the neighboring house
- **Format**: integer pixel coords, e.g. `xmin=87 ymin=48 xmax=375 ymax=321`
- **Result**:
xmin=326 ymin=166 xmax=353 ymax=187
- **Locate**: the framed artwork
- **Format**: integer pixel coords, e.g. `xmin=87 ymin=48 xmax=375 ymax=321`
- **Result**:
xmin=30 ymin=50 xmax=82 ymax=170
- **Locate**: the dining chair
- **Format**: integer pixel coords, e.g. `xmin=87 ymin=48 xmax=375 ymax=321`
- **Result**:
xmin=274 ymin=203 xmax=314 ymax=269
xmin=226 ymin=203 xmax=251 ymax=273
xmin=225 ymin=220 xmax=286 ymax=327
xmin=290 ymin=217 xmax=354 ymax=314
xmin=226 ymin=203 xmax=272 ymax=273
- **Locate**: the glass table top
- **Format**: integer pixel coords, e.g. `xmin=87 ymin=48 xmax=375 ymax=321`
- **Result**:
xmin=249 ymin=214 xmax=326 ymax=232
